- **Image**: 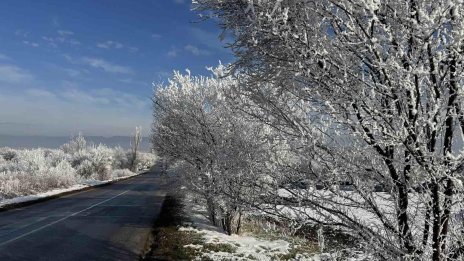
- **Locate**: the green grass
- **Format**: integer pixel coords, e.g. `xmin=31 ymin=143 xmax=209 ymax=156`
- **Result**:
xmin=142 ymin=194 xmax=237 ymax=260
xmin=143 ymin=194 xmax=205 ymax=260
xmin=150 ymin=227 xmax=204 ymax=260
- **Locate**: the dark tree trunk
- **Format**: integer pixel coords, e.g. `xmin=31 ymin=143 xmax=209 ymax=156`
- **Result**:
xmin=432 ymin=183 xmax=441 ymax=261
xmin=422 ymin=200 xmax=431 ymax=247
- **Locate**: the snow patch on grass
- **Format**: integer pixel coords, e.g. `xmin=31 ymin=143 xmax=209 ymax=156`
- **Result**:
xmin=180 ymin=226 xmax=296 ymax=260
xmin=177 ymin=193 xmax=323 ymax=260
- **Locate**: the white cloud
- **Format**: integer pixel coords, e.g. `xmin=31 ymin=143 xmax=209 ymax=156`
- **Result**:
xmin=52 ymin=17 xmax=60 ymax=27
xmin=0 ymin=65 xmax=33 ymax=83
xmin=167 ymin=48 xmax=178 ymax=57
xmin=97 ymin=40 xmax=124 ymax=49
xmin=0 ymin=53 xmax=9 ymax=60
xmin=190 ymin=27 xmax=230 ymax=53
xmin=184 ymin=44 xmax=211 ymax=56
xmin=42 ymin=31 xmax=80 ymax=48
xmin=68 ymin=39 xmax=81 ymax=45
xmin=119 ymin=78 xmax=148 ymax=86
xmin=61 ymin=88 xmax=110 ymax=105
xmin=43 ymin=36 xmax=80 ymax=47
xmin=15 ymin=30 xmax=28 ymax=38
xmin=80 ymin=57 xmax=134 ymax=74
xmin=96 ymin=43 xmax=108 ymax=49
xmin=63 ymin=68 xmax=83 ymax=78
xmin=57 ymin=30 xmax=74 ymax=36
xmin=151 ymin=33 xmax=162 ymax=39
xmin=23 ymin=40 xmax=40 ymax=47
xmin=63 ymin=54 xmax=73 ymax=62
xmin=42 ymin=36 xmax=58 ymax=48
xmin=152 ymin=71 xmax=171 ymax=83
xmin=91 ymin=88 xmax=149 ymax=109
xmin=25 ymin=89 xmax=56 ymax=98
xmin=97 ymin=41 xmax=138 ymax=53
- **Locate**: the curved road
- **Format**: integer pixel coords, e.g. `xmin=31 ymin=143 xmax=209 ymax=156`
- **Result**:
xmin=0 ymin=168 xmax=166 ymax=261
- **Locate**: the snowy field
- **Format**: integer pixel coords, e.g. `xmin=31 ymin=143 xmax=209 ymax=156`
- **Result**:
xmin=275 ymin=187 xmax=464 ymax=235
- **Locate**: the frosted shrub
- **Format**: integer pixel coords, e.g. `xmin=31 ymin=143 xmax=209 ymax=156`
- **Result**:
xmin=43 ymin=149 xmax=70 ymax=167
xmin=112 ymin=147 xmax=130 ymax=170
xmin=70 ymin=144 xmax=114 ymax=180
xmin=0 ymin=134 xmax=157 ymax=200
xmin=0 ymin=173 xmax=22 ymax=199
xmin=61 ymin=133 xmax=86 ymax=155
xmin=88 ymin=144 xmax=113 ymax=181
xmin=134 ymin=152 xmax=156 ymax=171
xmin=19 ymin=149 xmax=77 ymax=190
xmin=95 ymin=165 xmax=112 ymax=181
xmin=112 ymin=148 xmax=156 ymax=172
xmin=0 ymin=147 xmax=17 ymax=161
xmin=69 ymin=153 xmax=89 ymax=169
xmin=0 ymin=149 xmax=78 ymax=198
xmin=76 ymin=159 xmax=94 ymax=178
xmin=14 ymin=149 xmax=49 ymax=173
xmin=40 ymin=160 xmax=77 ymax=189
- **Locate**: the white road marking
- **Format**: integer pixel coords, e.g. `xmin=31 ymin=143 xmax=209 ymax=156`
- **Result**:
xmin=95 ymin=205 xmax=148 ymax=207
xmin=0 ymin=190 xmax=130 ymax=247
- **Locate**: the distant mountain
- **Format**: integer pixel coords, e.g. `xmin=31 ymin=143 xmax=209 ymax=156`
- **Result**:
xmin=0 ymin=135 xmax=152 ymax=151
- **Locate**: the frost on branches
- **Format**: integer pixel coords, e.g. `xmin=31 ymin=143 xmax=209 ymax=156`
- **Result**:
xmin=152 ymin=68 xmax=272 ymax=235
xmin=179 ymin=0 xmax=464 ymax=260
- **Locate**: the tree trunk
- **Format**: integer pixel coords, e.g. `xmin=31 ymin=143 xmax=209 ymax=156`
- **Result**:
xmin=236 ymin=210 xmax=242 ymax=234
xmin=432 ymin=182 xmax=441 ymax=261
xmin=206 ymin=195 xmax=217 ymax=225
xmin=422 ymin=199 xmax=431 ymax=248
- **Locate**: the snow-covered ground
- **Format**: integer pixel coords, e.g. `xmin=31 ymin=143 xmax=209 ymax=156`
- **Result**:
xmin=177 ymin=193 xmax=368 ymax=261
xmin=180 ymin=200 xmax=297 ymax=261
xmin=178 ymin=224 xmax=366 ymax=260
xmin=180 ymin=226 xmax=306 ymax=260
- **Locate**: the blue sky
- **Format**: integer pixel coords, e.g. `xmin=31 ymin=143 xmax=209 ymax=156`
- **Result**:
xmin=0 ymin=0 xmax=232 ymax=137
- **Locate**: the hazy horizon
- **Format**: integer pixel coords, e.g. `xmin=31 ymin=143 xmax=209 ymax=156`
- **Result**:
xmin=0 ymin=134 xmax=152 ymax=151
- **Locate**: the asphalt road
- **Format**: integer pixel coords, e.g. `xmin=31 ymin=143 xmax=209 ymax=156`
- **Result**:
xmin=0 ymin=168 xmax=167 ymax=261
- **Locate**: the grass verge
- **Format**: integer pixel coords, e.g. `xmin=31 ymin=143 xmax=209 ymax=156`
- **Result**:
xmin=142 ymin=194 xmax=203 ymax=260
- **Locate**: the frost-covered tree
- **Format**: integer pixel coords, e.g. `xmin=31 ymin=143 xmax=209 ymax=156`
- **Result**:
xmin=152 ymin=68 xmax=269 ymax=234
xmin=129 ymin=126 xmax=142 ymax=172
xmin=195 ymin=0 xmax=464 ymax=259
xmin=61 ymin=132 xmax=86 ymax=155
